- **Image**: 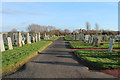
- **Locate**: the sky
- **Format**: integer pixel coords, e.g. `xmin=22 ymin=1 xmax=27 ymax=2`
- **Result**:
xmin=1 ymin=2 xmax=118 ymax=32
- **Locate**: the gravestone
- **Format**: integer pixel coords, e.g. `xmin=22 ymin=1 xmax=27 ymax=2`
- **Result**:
xmin=88 ymin=35 xmax=91 ymax=44
xmin=27 ymin=33 xmax=31 ymax=44
xmin=73 ymin=34 xmax=75 ymax=40
xmin=29 ymin=36 xmax=31 ymax=44
xmin=38 ymin=33 xmax=41 ymax=41
xmin=3 ymin=34 xmax=8 ymax=45
xmin=90 ymin=36 xmax=93 ymax=45
xmin=17 ymin=32 xmax=22 ymax=47
xmin=85 ymin=35 xmax=89 ymax=41
xmin=75 ymin=34 xmax=77 ymax=40
xmin=22 ymin=36 xmax=25 ymax=46
xmin=108 ymin=39 xmax=115 ymax=52
xmin=7 ymin=37 xmax=13 ymax=50
xmin=35 ymin=33 xmax=38 ymax=42
xmin=22 ymin=40 xmax=25 ymax=46
xmin=95 ymin=36 xmax=101 ymax=47
xmin=118 ymin=35 xmax=120 ymax=41
xmin=14 ymin=33 xmax=18 ymax=45
xmin=79 ymin=29 xmax=84 ymax=41
xmin=44 ymin=33 xmax=47 ymax=40
xmin=32 ymin=37 xmax=35 ymax=43
xmin=90 ymin=36 xmax=95 ymax=46
xmin=73 ymin=33 xmax=75 ymax=40
xmin=0 ymin=33 xmax=5 ymax=52
xmin=103 ymin=34 xmax=107 ymax=42
xmin=8 ymin=32 xmax=14 ymax=44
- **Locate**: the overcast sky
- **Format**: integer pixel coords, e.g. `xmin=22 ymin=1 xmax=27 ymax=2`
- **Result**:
xmin=1 ymin=2 xmax=118 ymax=32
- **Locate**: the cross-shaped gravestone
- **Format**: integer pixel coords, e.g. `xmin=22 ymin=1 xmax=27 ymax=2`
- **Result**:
xmin=108 ymin=39 xmax=115 ymax=52
xmin=0 ymin=33 xmax=5 ymax=52
xmin=7 ymin=37 xmax=13 ymax=50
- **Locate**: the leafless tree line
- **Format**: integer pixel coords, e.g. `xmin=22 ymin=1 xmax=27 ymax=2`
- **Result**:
xmin=10 ymin=23 xmax=119 ymax=36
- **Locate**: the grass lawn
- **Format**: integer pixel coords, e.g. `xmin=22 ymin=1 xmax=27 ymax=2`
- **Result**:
xmin=70 ymin=41 xmax=120 ymax=49
xmin=64 ymin=37 xmax=73 ymax=41
xmin=5 ymin=45 xmax=17 ymax=50
xmin=46 ymin=37 xmax=59 ymax=41
xmin=101 ymin=41 xmax=120 ymax=44
xmin=75 ymin=50 xmax=119 ymax=70
xmin=2 ymin=41 xmax=52 ymax=75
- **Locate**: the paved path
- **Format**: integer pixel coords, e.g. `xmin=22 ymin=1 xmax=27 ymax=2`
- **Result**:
xmin=5 ymin=37 xmax=116 ymax=78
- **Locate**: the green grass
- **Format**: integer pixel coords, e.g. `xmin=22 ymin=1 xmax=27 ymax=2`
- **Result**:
xmin=2 ymin=41 xmax=52 ymax=74
xmin=69 ymin=41 xmax=85 ymax=44
xmin=70 ymin=41 xmax=120 ymax=49
xmin=101 ymin=41 xmax=120 ymax=44
xmin=64 ymin=37 xmax=73 ymax=41
xmin=75 ymin=50 xmax=119 ymax=70
xmin=4 ymin=45 xmax=17 ymax=50
xmin=46 ymin=37 xmax=59 ymax=40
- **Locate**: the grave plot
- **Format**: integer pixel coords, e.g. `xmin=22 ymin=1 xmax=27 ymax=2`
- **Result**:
xmin=69 ymin=40 xmax=120 ymax=49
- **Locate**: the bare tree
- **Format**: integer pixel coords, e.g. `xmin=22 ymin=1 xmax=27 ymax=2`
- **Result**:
xmin=86 ymin=22 xmax=90 ymax=31
xmin=64 ymin=29 xmax=70 ymax=34
xmin=95 ymin=23 xmax=99 ymax=31
xmin=10 ymin=28 xmax=18 ymax=32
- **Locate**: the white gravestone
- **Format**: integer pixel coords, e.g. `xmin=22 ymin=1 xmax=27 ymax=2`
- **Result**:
xmin=7 ymin=37 xmax=13 ymax=50
xmin=108 ymin=39 xmax=115 ymax=52
xmin=27 ymin=33 xmax=31 ymax=44
xmin=32 ymin=37 xmax=35 ymax=43
xmin=85 ymin=35 xmax=89 ymax=41
xmin=38 ymin=33 xmax=41 ymax=41
xmin=29 ymin=36 xmax=31 ymax=43
xmin=0 ymin=33 xmax=5 ymax=52
xmin=17 ymin=32 xmax=22 ymax=47
xmin=35 ymin=33 xmax=38 ymax=42
xmin=22 ymin=40 xmax=25 ymax=46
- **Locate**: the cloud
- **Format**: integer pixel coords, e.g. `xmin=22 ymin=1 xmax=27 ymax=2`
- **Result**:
xmin=0 ymin=8 xmax=47 ymax=15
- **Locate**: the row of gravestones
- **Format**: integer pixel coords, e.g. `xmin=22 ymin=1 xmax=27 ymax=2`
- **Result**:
xmin=67 ymin=33 xmax=120 ymax=52
xmin=71 ymin=33 xmax=120 ymax=42
xmin=0 ymin=32 xmax=56 ymax=52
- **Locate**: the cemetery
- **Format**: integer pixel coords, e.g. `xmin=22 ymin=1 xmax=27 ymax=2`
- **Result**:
xmin=1 ymin=2 xmax=119 ymax=79
xmin=0 ymin=26 xmax=120 ymax=78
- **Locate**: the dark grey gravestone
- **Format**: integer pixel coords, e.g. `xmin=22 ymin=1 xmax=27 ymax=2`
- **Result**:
xmin=108 ymin=39 xmax=115 ymax=52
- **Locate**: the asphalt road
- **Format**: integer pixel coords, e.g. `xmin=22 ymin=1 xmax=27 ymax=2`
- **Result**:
xmin=4 ymin=37 xmax=116 ymax=78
